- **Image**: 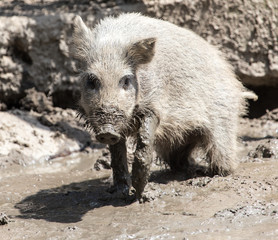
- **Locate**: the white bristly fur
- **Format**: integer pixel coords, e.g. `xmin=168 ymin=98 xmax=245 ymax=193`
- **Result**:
xmin=72 ymin=13 xmax=257 ymax=175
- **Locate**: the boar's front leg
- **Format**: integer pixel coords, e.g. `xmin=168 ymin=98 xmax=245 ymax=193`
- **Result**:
xmin=132 ymin=112 xmax=159 ymax=200
xmin=109 ymin=138 xmax=131 ymax=196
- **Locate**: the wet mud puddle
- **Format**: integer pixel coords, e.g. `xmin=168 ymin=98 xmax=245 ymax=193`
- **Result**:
xmin=0 ymin=150 xmax=278 ymax=240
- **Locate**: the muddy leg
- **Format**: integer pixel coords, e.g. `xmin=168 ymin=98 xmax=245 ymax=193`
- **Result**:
xmin=109 ymin=138 xmax=131 ymax=196
xmin=132 ymin=112 xmax=158 ymax=200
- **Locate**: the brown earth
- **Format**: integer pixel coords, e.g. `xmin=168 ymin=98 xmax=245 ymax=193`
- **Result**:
xmin=0 ymin=89 xmax=277 ymax=239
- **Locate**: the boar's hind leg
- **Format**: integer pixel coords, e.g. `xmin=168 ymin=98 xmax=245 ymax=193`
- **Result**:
xmin=132 ymin=112 xmax=159 ymax=200
xmin=109 ymin=139 xmax=131 ymax=196
xmin=206 ymin=130 xmax=238 ymax=177
xmin=168 ymin=143 xmax=195 ymax=172
xmin=168 ymin=132 xmax=202 ymax=172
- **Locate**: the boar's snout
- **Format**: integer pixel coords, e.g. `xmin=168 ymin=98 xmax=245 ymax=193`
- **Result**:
xmin=95 ymin=124 xmax=121 ymax=145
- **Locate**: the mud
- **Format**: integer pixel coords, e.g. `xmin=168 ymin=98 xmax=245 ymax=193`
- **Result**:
xmin=0 ymin=88 xmax=277 ymax=239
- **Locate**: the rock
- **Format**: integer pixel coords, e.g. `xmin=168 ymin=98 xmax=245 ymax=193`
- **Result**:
xmin=0 ymin=213 xmax=10 ymax=225
xmin=0 ymin=13 xmax=80 ymax=108
xmin=94 ymin=148 xmax=111 ymax=171
xmin=248 ymin=139 xmax=278 ymax=159
xmin=20 ymin=88 xmax=53 ymax=113
xmin=0 ymin=108 xmax=93 ymax=166
xmin=145 ymin=0 xmax=278 ymax=87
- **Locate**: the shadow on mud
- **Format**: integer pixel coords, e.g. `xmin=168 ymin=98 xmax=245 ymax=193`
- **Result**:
xmin=149 ymin=166 xmax=208 ymax=184
xmin=14 ymin=166 xmax=207 ymax=223
xmin=14 ymin=177 xmax=131 ymax=223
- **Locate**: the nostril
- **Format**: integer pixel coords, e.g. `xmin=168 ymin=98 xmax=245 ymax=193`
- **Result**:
xmin=96 ymin=131 xmax=120 ymax=145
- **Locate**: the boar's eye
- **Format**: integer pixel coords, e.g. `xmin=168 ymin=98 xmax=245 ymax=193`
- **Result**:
xmin=119 ymin=75 xmax=135 ymax=90
xmin=86 ymin=74 xmax=100 ymax=90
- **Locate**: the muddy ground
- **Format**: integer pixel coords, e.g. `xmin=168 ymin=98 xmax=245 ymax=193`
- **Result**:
xmin=0 ymin=89 xmax=277 ymax=239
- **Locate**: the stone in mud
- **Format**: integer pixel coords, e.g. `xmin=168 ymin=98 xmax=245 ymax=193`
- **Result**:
xmin=20 ymin=88 xmax=53 ymax=113
xmin=248 ymin=139 xmax=278 ymax=159
xmin=0 ymin=213 xmax=10 ymax=225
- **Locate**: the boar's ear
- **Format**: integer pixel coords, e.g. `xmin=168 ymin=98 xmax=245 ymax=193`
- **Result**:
xmin=71 ymin=15 xmax=92 ymax=63
xmin=73 ymin=15 xmax=89 ymax=36
xmin=126 ymin=38 xmax=156 ymax=66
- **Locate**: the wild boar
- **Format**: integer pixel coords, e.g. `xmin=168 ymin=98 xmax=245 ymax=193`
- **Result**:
xmin=71 ymin=13 xmax=257 ymax=200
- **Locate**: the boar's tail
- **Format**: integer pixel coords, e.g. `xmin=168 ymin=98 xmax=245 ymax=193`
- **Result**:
xmin=242 ymin=91 xmax=258 ymax=101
